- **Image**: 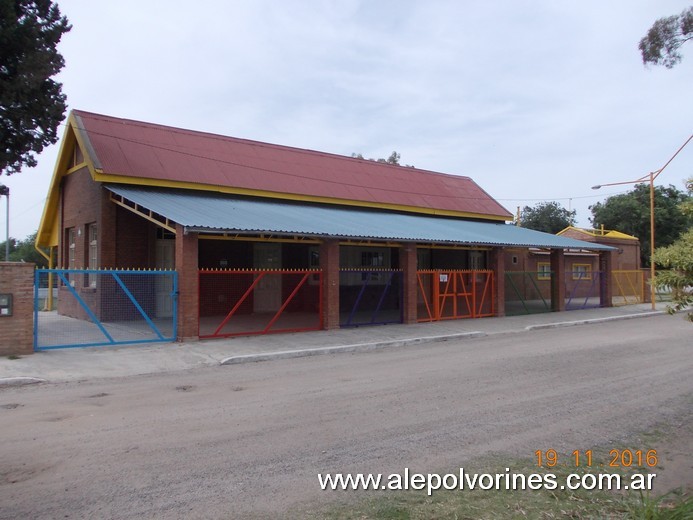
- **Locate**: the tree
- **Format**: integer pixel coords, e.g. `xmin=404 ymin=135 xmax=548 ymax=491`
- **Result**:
xmin=638 ymin=6 xmax=693 ymax=68
xmin=653 ymin=228 xmax=693 ymax=321
xmin=680 ymin=176 xmax=693 ymax=217
xmin=0 ymin=232 xmax=47 ymax=266
xmin=351 ymin=151 xmax=412 ymax=166
xmin=0 ymin=0 xmax=71 ymax=175
xmin=590 ymin=184 xmax=691 ymax=267
xmin=518 ymin=201 xmax=576 ymax=234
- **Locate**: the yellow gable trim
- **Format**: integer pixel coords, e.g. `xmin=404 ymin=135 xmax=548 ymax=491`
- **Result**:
xmin=36 ymin=113 xmax=101 ymax=248
xmin=37 ymin=111 xmax=511 ymax=250
xmin=557 ymin=226 xmax=638 ymax=241
xmin=603 ymin=230 xmax=639 ymax=240
xmin=92 ymin=172 xmax=511 ymax=222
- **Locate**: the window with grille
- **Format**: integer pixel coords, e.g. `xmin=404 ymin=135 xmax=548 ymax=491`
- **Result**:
xmin=86 ymin=223 xmax=97 ymax=287
xmin=572 ymin=263 xmax=592 ymax=280
xmin=537 ymin=262 xmax=551 ymax=280
xmin=66 ymin=228 xmax=76 ymax=286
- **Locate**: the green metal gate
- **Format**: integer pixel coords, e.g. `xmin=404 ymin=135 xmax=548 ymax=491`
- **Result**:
xmin=504 ymin=271 xmax=552 ymax=316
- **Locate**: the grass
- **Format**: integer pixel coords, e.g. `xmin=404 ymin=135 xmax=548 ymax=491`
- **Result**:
xmin=7 ymin=354 xmax=21 ymax=360
xmin=302 ymin=448 xmax=690 ymax=520
xmin=626 ymin=492 xmax=692 ymax=520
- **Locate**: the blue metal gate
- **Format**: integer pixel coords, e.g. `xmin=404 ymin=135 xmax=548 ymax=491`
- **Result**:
xmin=34 ymin=269 xmax=178 ymax=350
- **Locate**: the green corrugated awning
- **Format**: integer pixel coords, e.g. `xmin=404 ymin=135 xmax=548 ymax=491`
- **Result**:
xmin=106 ymin=185 xmax=615 ymax=251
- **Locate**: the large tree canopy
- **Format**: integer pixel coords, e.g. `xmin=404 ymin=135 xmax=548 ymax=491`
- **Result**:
xmin=638 ymin=6 xmax=693 ymax=68
xmin=518 ymin=201 xmax=576 ymax=234
xmin=590 ymin=184 xmax=691 ymax=266
xmin=0 ymin=0 xmax=71 ymax=175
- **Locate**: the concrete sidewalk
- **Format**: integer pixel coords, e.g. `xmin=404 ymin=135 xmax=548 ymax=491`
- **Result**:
xmin=0 ymin=304 xmax=666 ymax=385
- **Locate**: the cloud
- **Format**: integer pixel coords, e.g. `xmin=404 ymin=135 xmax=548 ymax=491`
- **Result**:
xmin=3 ymin=0 xmax=691 ymax=239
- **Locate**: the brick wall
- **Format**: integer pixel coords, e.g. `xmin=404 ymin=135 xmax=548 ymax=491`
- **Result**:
xmin=320 ymin=239 xmax=339 ymax=329
xmin=0 ymin=263 xmax=35 ymax=356
xmin=489 ymin=248 xmax=505 ymax=317
xmin=175 ymin=225 xmax=199 ymax=340
xmin=56 ymin=170 xmax=159 ymax=323
xmin=550 ymin=250 xmax=566 ymax=312
xmin=60 ymin=167 xmax=102 ymax=268
xmin=58 ymin=168 xmax=104 ymax=319
xmin=401 ymin=245 xmax=417 ymax=324
xmin=115 ymin=205 xmax=154 ymax=268
xmin=558 ymin=229 xmax=641 ymax=270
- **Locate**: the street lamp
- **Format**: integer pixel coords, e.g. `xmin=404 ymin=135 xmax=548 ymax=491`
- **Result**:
xmin=591 ymin=134 xmax=692 ymax=311
xmin=0 ymin=184 xmax=8 ymax=262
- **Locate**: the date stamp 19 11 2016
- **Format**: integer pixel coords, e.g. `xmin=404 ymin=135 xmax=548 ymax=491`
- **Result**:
xmin=535 ymin=449 xmax=658 ymax=468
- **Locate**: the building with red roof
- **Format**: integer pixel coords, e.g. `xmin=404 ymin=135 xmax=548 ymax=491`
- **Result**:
xmin=36 ymin=111 xmax=617 ymax=344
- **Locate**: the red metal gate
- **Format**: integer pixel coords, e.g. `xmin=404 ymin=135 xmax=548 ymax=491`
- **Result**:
xmin=417 ymin=270 xmax=495 ymax=322
xmin=199 ymin=269 xmax=322 ymax=338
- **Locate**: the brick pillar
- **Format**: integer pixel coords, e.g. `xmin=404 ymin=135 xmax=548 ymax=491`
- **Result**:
xmin=0 ymin=263 xmax=35 ymax=355
xmin=401 ymin=244 xmax=418 ymax=324
xmin=642 ymin=268 xmax=652 ymax=304
xmin=489 ymin=248 xmax=505 ymax=317
xmin=100 ymin=187 xmax=117 ymax=268
xmin=599 ymin=250 xmax=614 ymax=308
xmin=175 ymin=225 xmax=199 ymax=341
xmin=320 ymin=239 xmax=340 ymax=330
xmin=550 ymin=249 xmax=566 ymax=312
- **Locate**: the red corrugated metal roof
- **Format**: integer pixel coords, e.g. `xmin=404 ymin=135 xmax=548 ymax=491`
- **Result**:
xmin=71 ymin=110 xmax=512 ymax=220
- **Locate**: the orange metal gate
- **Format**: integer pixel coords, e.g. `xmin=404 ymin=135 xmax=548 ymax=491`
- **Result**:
xmin=417 ymin=270 xmax=495 ymax=322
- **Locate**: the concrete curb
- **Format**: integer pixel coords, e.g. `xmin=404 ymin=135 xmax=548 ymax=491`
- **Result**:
xmin=220 ymin=331 xmax=487 ymax=365
xmin=525 ymin=311 xmax=665 ymax=331
xmin=0 ymin=376 xmax=46 ymax=387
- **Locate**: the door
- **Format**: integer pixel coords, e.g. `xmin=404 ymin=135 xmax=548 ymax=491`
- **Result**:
xmin=155 ymin=239 xmax=175 ymax=318
xmin=469 ymin=250 xmax=485 ymax=270
xmin=254 ymin=243 xmax=282 ymax=313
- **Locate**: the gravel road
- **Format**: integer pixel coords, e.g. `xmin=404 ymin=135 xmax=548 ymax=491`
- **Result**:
xmin=0 ymin=314 xmax=691 ymax=519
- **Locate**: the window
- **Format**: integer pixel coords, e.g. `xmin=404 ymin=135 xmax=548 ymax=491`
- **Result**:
xmin=511 ymin=255 xmax=519 ymax=265
xmin=65 ymin=228 xmax=76 ymax=286
xmin=70 ymin=145 xmax=84 ymax=168
xmin=361 ymin=251 xmax=384 ymax=267
xmin=86 ymin=224 xmax=97 ymax=287
xmin=156 ymin=228 xmax=175 ymax=240
xmin=537 ymin=262 xmax=551 ymax=280
xmin=309 ymin=247 xmax=320 ymax=268
xmin=572 ymin=263 xmax=592 ymax=280
xmin=469 ymin=250 xmax=485 ymax=270
xmin=360 ymin=251 xmax=385 ymax=282
xmin=417 ymin=248 xmax=430 ymax=269
xmin=307 ymin=246 xmax=321 ymax=285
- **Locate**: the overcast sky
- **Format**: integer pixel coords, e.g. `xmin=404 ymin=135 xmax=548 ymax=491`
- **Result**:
xmin=2 ymin=0 xmax=692 ymax=241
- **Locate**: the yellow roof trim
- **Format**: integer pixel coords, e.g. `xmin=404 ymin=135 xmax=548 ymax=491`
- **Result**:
xmin=37 ymin=111 xmax=510 ymax=250
xmin=92 ymin=172 xmax=511 ymax=222
xmin=603 ymin=230 xmax=639 ymax=240
xmin=36 ymin=113 xmax=101 ymax=248
xmin=557 ymin=226 xmax=638 ymax=241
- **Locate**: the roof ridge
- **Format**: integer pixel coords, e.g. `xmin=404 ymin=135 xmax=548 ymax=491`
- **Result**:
xmin=68 ymin=109 xmax=512 ymax=220
xmin=558 ymin=226 xmax=638 ymax=240
xmin=71 ymin=109 xmax=472 ymax=181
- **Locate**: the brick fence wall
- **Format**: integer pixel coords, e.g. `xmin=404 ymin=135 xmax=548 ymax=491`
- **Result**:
xmin=0 ymin=262 xmax=35 ymax=356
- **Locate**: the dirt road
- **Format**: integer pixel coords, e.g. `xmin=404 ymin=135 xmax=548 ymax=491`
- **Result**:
xmin=1 ymin=315 xmax=691 ymax=519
